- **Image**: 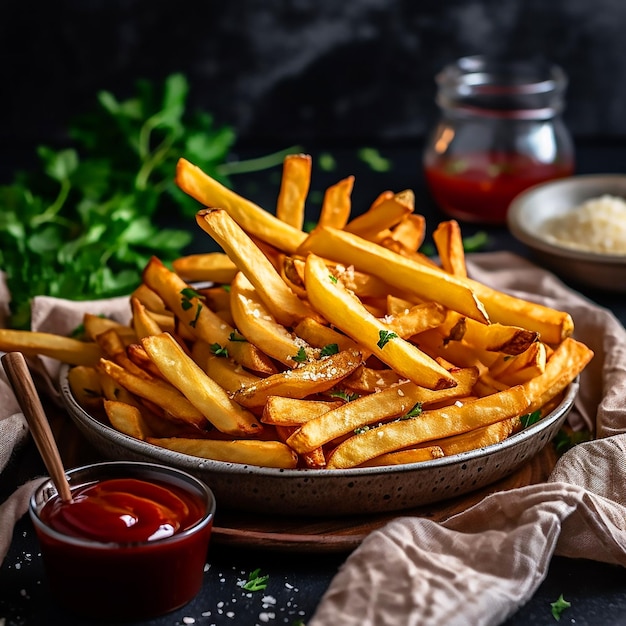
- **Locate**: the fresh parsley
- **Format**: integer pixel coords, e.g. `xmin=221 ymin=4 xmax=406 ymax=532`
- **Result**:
xmin=403 ymin=403 xmax=423 ymax=419
xmin=550 ymin=594 xmax=571 ymax=621
xmin=292 ymin=347 xmax=308 ymax=363
xmin=0 ymin=73 xmax=293 ymax=329
xmin=554 ymin=428 xmax=593 ymax=454
xmin=180 ymin=287 xmax=203 ymax=327
xmin=242 ymin=568 xmax=269 ymax=592
xmin=520 ymin=410 xmax=542 ymax=429
xmin=210 ymin=343 xmax=229 ymax=358
xmin=228 ymin=330 xmax=247 ymax=342
xmin=377 ymin=329 xmax=398 ymax=349
xmin=320 ymin=343 xmax=339 ymax=357
xmin=357 ymin=147 xmax=391 ymax=172
xmin=329 ymin=389 xmax=360 ymax=402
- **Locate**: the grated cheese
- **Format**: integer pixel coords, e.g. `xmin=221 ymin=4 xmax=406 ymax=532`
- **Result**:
xmin=539 ymin=194 xmax=626 ymax=254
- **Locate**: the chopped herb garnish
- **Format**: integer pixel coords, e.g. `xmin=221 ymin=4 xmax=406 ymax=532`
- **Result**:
xmin=329 ymin=274 xmax=338 ymax=284
xmin=292 ymin=347 xmax=308 ymax=363
xmin=210 ymin=343 xmax=229 ymax=358
xmin=357 ymin=147 xmax=391 ymax=172
xmin=354 ymin=425 xmax=370 ymax=435
xmin=462 ymin=231 xmax=489 ymax=253
xmin=229 ymin=330 xmax=247 ymax=342
xmin=554 ymin=428 xmax=593 ymax=454
xmin=520 ymin=410 xmax=542 ymax=428
xmin=403 ymin=403 xmax=423 ymax=419
xmin=242 ymin=568 xmax=269 ymax=592
xmin=330 ymin=390 xmax=360 ymax=402
xmin=550 ymin=594 xmax=571 ymax=621
xmin=320 ymin=343 xmax=339 ymax=357
xmin=221 ymin=284 xmax=231 ymax=292
xmin=180 ymin=287 xmax=204 ymax=327
xmin=377 ymin=329 xmax=398 ymax=349
xmin=318 ymin=152 xmax=337 ymax=171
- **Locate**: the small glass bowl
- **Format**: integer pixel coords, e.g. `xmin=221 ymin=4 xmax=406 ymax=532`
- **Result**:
xmin=29 ymin=461 xmax=215 ymax=621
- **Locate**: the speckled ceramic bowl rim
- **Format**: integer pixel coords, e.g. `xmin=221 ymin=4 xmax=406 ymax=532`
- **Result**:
xmin=59 ymin=364 xmax=578 ymax=478
xmin=507 ymin=174 xmax=626 ymax=264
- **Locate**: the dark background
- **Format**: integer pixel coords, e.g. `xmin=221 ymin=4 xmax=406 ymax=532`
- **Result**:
xmin=3 ymin=0 xmax=626 ymax=159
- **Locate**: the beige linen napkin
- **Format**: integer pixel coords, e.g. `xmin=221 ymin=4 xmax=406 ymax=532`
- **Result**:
xmin=310 ymin=252 xmax=626 ymax=626
xmin=0 ymin=252 xmax=625 ymax=625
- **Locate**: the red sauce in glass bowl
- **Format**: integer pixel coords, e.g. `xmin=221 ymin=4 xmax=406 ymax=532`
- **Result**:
xmin=424 ymin=151 xmax=574 ymax=224
xmin=30 ymin=463 xmax=215 ymax=620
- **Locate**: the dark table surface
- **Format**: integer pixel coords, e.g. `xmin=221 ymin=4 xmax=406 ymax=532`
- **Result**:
xmin=1 ymin=140 xmax=626 ymax=626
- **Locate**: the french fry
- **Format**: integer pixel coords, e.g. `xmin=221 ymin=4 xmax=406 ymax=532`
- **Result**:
xmin=287 ymin=366 xmax=478 ymax=454
xmin=433 ymin=219 xmax=468 ymax=278
xmin=229 ymin=271 xmax=316 ymax=367
xmin=292 ymin=317 xmax=361 ymax=353
xmin=325 ymin=384 xmax=530 ymax=469
xmin=176 ymin=157 xmax=307 ymax=254
xmin=345 ymin=190 xmax=414 ymax=241
xmin=204 ymin=355 xmax=261 ymax=393
xmin=147 ymin=436 xmax=299 ymax=469
xmin=318 ymin=176 xmax=354 ymax=229
xmin=82 ymin=313 xmax=136 ymax=344
xmin=129 ymin=284 xmax=169 ymax=315
xmin=104 ymin=400 xmax=151 ymax=441
xmin=360 ymin=446 xmax=445 ymax=467
xmin=98 ymin=358 xmax=208 ymax=429
xmin=142 ymin=256 xmax=276 ymax=374
xmin=0 ymin=329 xmax=101 ymax=366
xmin=67 ymin=365 xmax=102 ymax=411
xmin=304 ymin=253 xmax=457 ymax=390
xmin=232 ymin=348 xmax=364 ymax=409
xmin=172 ymin=252 xmax=238 ymax=284
xmin=94 ymin=328 xmax=151 ymax=379
xmin=261 ymin=396 xmax=343 ymax=426
xmin=276 ymin=153 xmax=311 ymax=230
xmin=196 ymin=209 xmax=324 ymax=327
xmin=298 ymin=226 xmax=490 ymax=324
xmin=382 ymin=302 xmax=447 ymax=339
xmin=131 ymin=297 xmax=164 ymax=339
xmin=389 ymin=213 xmax=426 ymax=251
xmin=141 ymin=332 xmax=262 ymax=436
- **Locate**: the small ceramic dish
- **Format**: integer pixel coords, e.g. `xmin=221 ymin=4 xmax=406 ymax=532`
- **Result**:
xmin=507 ymin=174 xmax=626 ymax=292
xmin=59 ymin=365 xmax=578 ymax=517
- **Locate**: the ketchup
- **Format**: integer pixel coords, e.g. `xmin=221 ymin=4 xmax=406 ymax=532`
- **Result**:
xmin=32 ymin=468 xmax=214 ymax=620
xmin=424 ymin=152 xmax=574 ymax=224
xmin=41 ymin=478 xmax=202 ymax=543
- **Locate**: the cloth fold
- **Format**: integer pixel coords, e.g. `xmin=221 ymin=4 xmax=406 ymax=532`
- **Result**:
xmin=1 ymin=252 xmax=625 ymax=626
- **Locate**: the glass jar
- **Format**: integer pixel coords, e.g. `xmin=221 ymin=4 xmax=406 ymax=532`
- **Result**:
xmin=423 ymin=56 xmax=575 ymax=224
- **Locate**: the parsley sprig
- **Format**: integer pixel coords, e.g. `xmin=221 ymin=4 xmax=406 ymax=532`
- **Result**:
xmin=242 ymin=568 xmax=269 ymax=592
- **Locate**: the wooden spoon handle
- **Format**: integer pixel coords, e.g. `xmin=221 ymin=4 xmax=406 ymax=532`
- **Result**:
xmin=2 ymin=352 xmax=72 ymax=502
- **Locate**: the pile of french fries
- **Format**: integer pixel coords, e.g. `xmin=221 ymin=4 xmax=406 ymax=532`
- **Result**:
xmin=0 ymin=155 xmax=594 ymax=471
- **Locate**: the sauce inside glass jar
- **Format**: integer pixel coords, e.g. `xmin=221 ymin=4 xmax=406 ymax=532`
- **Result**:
xmin=423 ymin=56 xmax=575 ymax=224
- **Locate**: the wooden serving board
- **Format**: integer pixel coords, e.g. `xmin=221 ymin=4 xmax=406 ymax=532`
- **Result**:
xmin=49 ymin=402 xmax=558 ymax=554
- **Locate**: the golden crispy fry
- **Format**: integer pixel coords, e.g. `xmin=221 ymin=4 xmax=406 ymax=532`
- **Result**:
xmin=172 ymin=252 xmax=238 ymax=284
xmin=331 ymin=264 xmax=393 ymax=299
xmin=275 ymin=424 xmax=326 ymax=468
xmin=141 ymin=332 xmax=262 ymax=436
xmin=176 ymin=157 xmax=307 ymax=254
xmin=197 ymin=286 xmax=232 ymax=314
xmin=359 ymin=445 xmax=445 ymax=467
xmin=299 ymin=227 xmax=490 ymax=324
xmin=523 ymin=337 xmax=593 ymax=413
xmin=67 ymin=365 xmax=102 ymax=411
xmin=287 ymin=366 xmax=478 ymax=454
xmin=276 ymin=153 xmax=311 ymax=230
xmin=104 ymin=400 xmax=151 ymax=440
xmin=494 ymin=342 xmax=547 ymax=386
xmin=232 ymin=348 xmax=364 ymax=409
xmin=304 ymin=253 xmax=457 ymax=390
xmin=129 ymin=284 xmax=169 ymax=315
xmin=94 ymin=328 xmax=151 ymax=379
xmin=433 ymin=220 xmax=467 ymax=278
xmin=383 ymin=302 xmax=447 ymax=339
xmin=143 ymin=256 xmax=275 ymax=374
xmin=147 ymin=436 xmax=299 ymax=469
xmin=326 ymin=384 xmax=530 ymax=468
xmin=343 ymin=365 xmax=404 ymax=393
xmin=464 ymin=277 xmax=574 ymax=345
xmin=126 ymin=343 xmax=165 ymax=379
xmin=82 ymin=313 xmax=136 ymax=344
xmin=292 ymin=317 xmax=361 ymax=353
xmin=98 ymin=358 xmax=207 ymax=429
xmin=131 ymin=297 xmax=164 ymax=339
xmin=345 ymin=190 xmax=414 ymax=241
xmin=0 ymin=329 xmax=101 ymax=366
xmin=389 ymin=214 xmax=426 ymax=251
xmin=230 ymin=271 xmax=316 ymax=367
xmin=197 ymin=209 xmax=324 ymax=327
xmin=318 ymin=176 xmax=354 ymax=229
xmin=261 ymin=396 xmax=343 ymax=426
xmin=204 ymin=355 xmax=260 ymax=393
xmin=436 ymin=417 xmax=521 ymax=455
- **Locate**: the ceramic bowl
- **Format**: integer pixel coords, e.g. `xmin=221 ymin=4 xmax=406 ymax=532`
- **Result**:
xmin=507 ymin=174 xmax=626 ymax=292
xmin=59 ymin=365 xmax=578 ymax=517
